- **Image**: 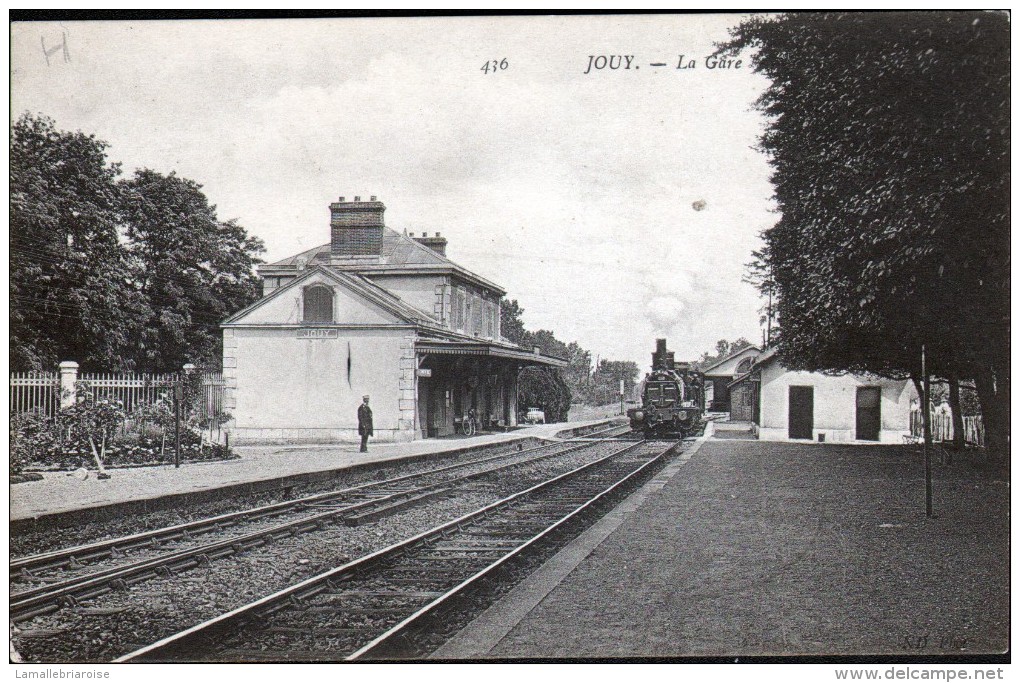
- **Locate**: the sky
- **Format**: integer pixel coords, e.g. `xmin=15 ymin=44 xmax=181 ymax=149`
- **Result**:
xmin=11 ymin=14 xmax=776 ymax=371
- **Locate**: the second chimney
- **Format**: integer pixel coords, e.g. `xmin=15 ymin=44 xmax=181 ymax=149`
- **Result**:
xmin=330 ymin=196 xmax=385 ymax=258
xmin=413 ymin=231 xmax=448 ymax=257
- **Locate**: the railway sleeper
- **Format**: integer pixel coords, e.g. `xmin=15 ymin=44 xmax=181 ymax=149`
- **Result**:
xmin=456 ymin=533 xmax=532 ymax=542
xmin=212 ymin=649 xmax=347 ymax=662
xmin=382 ymin=566 xmax=479 ymax=576
xmin=390 ymin=554 xmax=496 ymax=564
xmin=430 ymin=545 xmax=520 ymax=552
xmin=467 ymin=524 xmax=551 ymax=533
xmin=342 ymin=487 xmax=456 ymax=527
xmin=376 ymin=576 xmax=460 ymax=585
xmin=412 ymin=552 xmax=507 ymax=561
xmin=302 ymin=606 xmax=417 ymax=615
xmin=330 ymin=590 xmax=443 ymax=599
xmin=11 ymin=604 xmax=61 ymax=623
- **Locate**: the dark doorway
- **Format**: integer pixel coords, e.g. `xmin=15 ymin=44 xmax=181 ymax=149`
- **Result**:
xmin=428 ymin=384 xmax=449 ymax=437
xmin=788 ymin=386 xmax=814 ymax=440
xmin=731 ymin=384 xmax=753 ymax=422
xmin=856 ymin=386 xmax=881 ymax=441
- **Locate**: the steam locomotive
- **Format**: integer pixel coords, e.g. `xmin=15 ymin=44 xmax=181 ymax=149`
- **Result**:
xmin=627 ymin=339 xmax=705 ymax=438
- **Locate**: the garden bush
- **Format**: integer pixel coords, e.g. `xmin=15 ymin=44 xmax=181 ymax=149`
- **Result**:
xmin=11 ymin=383 xmax=236 ymax=473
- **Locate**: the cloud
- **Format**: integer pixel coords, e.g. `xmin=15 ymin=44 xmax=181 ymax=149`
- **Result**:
xmin=11 ymin=15 xmax=775 ymax=370
xmin=645 ymin=295 xmax=689 ymax=335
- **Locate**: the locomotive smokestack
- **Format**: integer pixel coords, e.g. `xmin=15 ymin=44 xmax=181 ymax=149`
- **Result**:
xmin=652 ymin=338 xmax=675 ymax=371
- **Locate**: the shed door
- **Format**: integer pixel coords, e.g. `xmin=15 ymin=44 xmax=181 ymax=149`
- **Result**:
xmin=731 ymin=385 xmax=752 ymax=421
xmin=856 ymin=387 xmax=881 ymax=441
xmin=788 ymin=386 xmax=814 ymax=440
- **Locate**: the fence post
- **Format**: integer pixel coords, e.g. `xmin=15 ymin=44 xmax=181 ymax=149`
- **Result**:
xmin=58 ymin=361 xmax=79 ymax=408
xmin=176 ymin=364 xmax=197 ymax=468
xmin=174 ymin=382 xmax=182 ymax=469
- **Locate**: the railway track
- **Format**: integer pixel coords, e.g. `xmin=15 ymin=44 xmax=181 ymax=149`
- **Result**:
xmin=115 ymin=438 xmax=678 ymax=662
xmin=10 ymin=425 xmax=628 ymax=623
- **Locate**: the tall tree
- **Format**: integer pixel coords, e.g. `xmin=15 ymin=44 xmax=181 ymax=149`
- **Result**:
xmin=120 ymin=169 xmax=265 ymax=372
xmin=498 ymin=299 xmax=576 ymax=415
xmin=696 ymin=338 xmax=755 ymax=369
xmin=592 ymin=360 xmax=640 ymax=406
xmin=499 ymin=298 xmax=530 ymax=346
xmin=10 ymin=114 xmax=145 ymax=370
xmin=723 ymin=12 xmax=1009 ymax=452
xmin=563 ymin=341 xmax=594 ymax=403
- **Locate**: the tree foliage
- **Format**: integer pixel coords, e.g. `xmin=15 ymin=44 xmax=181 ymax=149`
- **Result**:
xmin=499 ymin=300 xmax=573 ymax=417
xmin=11 ymin=114 xmax=146 ymax=370
xmin=722 ymin=12 xmax=1009 ymax=450
xmin=695 ymin=338 xmax=756 ymax=369
xmin=591 ymin=360 xmax=641 ymax=405
xmin=121 ymin=169 xmax=264 ymax=372
xmin=10 ymin=114 xmax=265 ymax=373
xmin=499 ymin=299 xmax=643 ymax=413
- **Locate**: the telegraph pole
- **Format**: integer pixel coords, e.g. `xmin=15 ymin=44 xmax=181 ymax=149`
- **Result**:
xmin=922 ymin=344 xmax=933 ymax=517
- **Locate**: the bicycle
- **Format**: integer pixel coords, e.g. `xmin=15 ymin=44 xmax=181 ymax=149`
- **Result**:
xmin=462 ymin=410 xmax=478 ymax=436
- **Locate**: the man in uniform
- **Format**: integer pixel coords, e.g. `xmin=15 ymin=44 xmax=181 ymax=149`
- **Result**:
xmin=357 ymin=395 xmax=373 ymax=453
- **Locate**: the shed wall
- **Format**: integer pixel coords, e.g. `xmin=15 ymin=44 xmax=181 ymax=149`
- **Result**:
xmin=757 ymin=365 xmax=914 ymax=444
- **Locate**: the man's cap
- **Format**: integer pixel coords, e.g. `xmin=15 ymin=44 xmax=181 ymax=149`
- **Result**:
xmin=363 ymin=395 xmax=370 ymax=400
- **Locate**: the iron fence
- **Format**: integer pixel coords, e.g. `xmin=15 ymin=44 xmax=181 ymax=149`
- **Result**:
xmin=909 ymin=409 xmax=985 ymax=447
xmin=10 ymin=365 xmax=228 ymax=445
xmin=9 ymin=371 xmax=60 ymax=417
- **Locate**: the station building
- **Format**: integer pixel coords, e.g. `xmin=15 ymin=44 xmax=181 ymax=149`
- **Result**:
xmin=702 ymin=345 xmax=761 ymax=412
xmin=728 ymin=348 xmax=915 ymax=444
xmin=222 ymin=196 xmax=565 ymax=444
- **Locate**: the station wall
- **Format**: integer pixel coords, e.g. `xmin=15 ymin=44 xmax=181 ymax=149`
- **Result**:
xmin=223 ymin=327 xmax=417 ymax=444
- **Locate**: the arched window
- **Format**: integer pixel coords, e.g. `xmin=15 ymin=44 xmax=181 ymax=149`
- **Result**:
xmin=303 ymin=285 xmax=334 ymax=323
xmin=736 ymin=357 xmax=754 ymax=374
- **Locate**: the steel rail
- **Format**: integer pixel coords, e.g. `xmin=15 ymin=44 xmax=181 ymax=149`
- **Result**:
xmin=10 ymin=432 xmax=626 ymax=621
xmin=349 ymin=440 xmax=677 ymax=660
xmin=114 ymin=438 xmax=664 ymax=663
xmin=12 ymin=426 xmax=621 ymax=575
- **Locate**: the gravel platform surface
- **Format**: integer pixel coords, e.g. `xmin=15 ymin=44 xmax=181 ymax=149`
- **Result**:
xmin=475 ymin=440 xmax=1009 ymax=659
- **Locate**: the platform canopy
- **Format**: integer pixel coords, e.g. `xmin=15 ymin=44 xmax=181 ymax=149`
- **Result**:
xmin=415 ymin=338 xmax=567 ymax=367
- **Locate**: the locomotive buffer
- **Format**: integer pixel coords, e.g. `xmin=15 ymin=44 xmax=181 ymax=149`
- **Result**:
xmin=628 ymin=339 xmax=705 ymax=438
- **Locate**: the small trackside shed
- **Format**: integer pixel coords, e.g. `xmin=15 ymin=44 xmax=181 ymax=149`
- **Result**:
xmin=731 ymin=348 xmax=916 ymax=444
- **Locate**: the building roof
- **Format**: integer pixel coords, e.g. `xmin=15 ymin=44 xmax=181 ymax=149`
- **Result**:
xmin=701 ymin=344 xmax=763 ymax=376
xmin=260 ymin=227 xmax=506 ymax=295
xmin=222 ymin=265 xmax=563 ymax=368
xmin=222 ymin=264 xmax=435 ymax=326
xmin=727 ymin=347 xmax=779 ymax=388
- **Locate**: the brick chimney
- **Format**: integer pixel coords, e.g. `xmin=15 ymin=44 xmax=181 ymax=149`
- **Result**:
xmin=330 ymin=195 xmax=385 ymax=259
xmin=413 ymin=231 xmax=448 ymax=257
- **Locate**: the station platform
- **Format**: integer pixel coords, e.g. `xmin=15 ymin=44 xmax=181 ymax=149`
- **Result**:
xmin=10 ymin=420 xmax=618 ymax=527
xmin=433 ymin=426 xmax=1009 ymax=659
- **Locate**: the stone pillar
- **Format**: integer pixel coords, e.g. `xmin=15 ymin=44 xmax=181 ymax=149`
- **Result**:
xmin=397 ymin=332 xmax=419 ymax=440
xmin=222 ymin=329 xmax=238 ymax=412
xmin=508 ymin=366 xmax=519 ymax=427
xmin=58 ymin=361 xmax=79 ymax=409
